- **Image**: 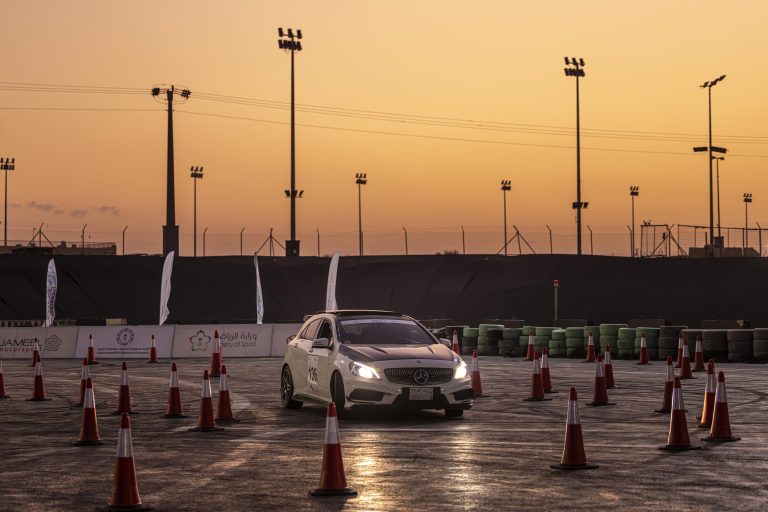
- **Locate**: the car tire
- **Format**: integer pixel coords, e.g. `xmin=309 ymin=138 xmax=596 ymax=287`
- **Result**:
xmin=280 ymin=365 xmax=303 ymax=409
xmin=331 ymin=372 xmax=349 ymax=419
xmin=445 ymin=408 xmax=464 ymax=418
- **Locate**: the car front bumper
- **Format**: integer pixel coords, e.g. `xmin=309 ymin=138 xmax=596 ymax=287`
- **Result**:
xmin=343 ymin=374 xmax=473 ymax=411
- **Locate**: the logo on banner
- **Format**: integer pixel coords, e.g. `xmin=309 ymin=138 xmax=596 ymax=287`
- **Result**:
xmin=190 ymin=330 xmax=211 ymax=352
xmin=116 ymin=328 xmax=135 ymax=346
xmin=44 ymin=335 xmax=63 ymax=352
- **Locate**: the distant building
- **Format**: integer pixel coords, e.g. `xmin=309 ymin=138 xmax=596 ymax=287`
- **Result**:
xmin=0 ymin=240 xmax=117 ymax=256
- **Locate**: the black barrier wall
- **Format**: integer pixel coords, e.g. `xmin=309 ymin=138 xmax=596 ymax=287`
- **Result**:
xmin=0 ymin=254 xmax=765 ymax=328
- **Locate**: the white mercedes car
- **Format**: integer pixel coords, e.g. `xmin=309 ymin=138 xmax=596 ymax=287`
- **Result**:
xmin=280 ymin=310 xmax=473 ymax=417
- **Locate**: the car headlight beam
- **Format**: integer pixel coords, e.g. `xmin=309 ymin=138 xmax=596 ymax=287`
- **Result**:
xmin=350 ymin=361 xmax=381 ymax=380
xmin=453 ymin=361 xmax=468 ymax=380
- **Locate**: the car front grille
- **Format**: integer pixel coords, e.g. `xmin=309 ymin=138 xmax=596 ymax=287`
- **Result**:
xmin=383 ymin=367 xmax=453 ymax=386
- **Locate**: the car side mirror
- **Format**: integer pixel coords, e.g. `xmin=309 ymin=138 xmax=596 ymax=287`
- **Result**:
xmin=439 ymin=338 xmax=451 ymax=347
xmin=312 ymin=337 xmax=331 ymax=349
xmin=286 ymin=334 xmax=296 ymax=344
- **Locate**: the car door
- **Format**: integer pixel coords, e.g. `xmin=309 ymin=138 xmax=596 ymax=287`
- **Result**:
xmin=307 ymin=319 xmax=334 ymax=400
xmin=292 ymin=319 xmax=320 ymax=396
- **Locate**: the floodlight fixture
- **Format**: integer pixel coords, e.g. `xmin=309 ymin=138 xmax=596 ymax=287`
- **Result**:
xmin=693 ymin=146 xmax=708 ymax=152
xmin=278 ymin=27 xmax=284 ymax=37
xmin=711 ymin=146 xmax=727 ymax=154
xmin=564 ymin=57 xmax=570 ymax=65
xmin=297 ymin=29 xmax=302 ymax=39
xmin=355 ymin=172 xmax=367 ymax=185
xmin=744 ymin=193 xmax=753 ymax=203
xmin=630 ymin=185 xmax=639 ymax=197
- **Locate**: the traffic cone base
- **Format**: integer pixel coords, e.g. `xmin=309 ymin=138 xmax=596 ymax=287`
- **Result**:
xmin=164 ymin=412 xmax=187 ymax=419
xmin=551 ymin=462 xmax=599 ymax=470
xmin=635 ymin=361 xmax=652 ymax=365
xmin=188 ymin=425 xmax=224 ymax=432
xmin=523 ymin=396 xmax=553 ymax=402
xmin=702 ymin=435 xmax=740 ymax=443
xmin=659 ymin=444 xmax=701 ymax=451
xmin=26 ymin=397 xmax=51 ymax=401
xmin=113 ymin=410 xmax=140 ymax=415
xmin=587 ymin=401 xmax=615 ymax=407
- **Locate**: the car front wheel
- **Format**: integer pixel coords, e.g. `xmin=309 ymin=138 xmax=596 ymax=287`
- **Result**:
xmin=331 ymin=372 xmax=349 ymax=418
xmin=281 ymin=365 xmax=303 ymax=409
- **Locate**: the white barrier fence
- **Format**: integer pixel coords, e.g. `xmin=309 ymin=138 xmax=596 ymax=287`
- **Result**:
xmin=0 ymin=324 xmax=300 ymax=359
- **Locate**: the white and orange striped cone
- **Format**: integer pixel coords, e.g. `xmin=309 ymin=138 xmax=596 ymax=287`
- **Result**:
xmin=113 ymin=362 xmax=136 ymax=415
xmin=30 ymin=338 xmax=39 ymax=367
xmin=215 ymin=365 xmax=239 ymax=423
xmin=525 ymin=331 xmax=534 ymax=361
xmin=75 ymin=378 xmax=103 ymax=446
xmin=209 ymin=330 xmax=222 ymax=378
xmin=470 ymin=350 xmax=485 ymax=398
xmin=692 ymin=335 xmax=705 ymax=372
xmin=451 ymin=330 xmax=460 ymax=354
xmin=523 ymin=352 xmax=551 ymax=402
xmin=584 ymin=331 xmax=596 ymax=363
xmin=147 ymin=335 xmax=158 ymax=364
xmin=27 ymin=353 xmax=50 ymax=401
xmin=587 ymin=355 xmax=614 ymax=406
xmin=702 ymin=371 xmax=740 ymax=443
xmin=87 ymin=334 xmax=98 ymax=365
xmin=310 ymin=402 xmax=357 ymax=497
xmin=604 ymin=344 xmax=616 ymax=389
xmin=189 ymin=370 xmax=222 ymax=432
xmin=680 ymin=340 xmax=694 ymax=379
xmin=104 ymin=413 xmax=152 ymax=511
xmin=541 ymin=347 xmax=556 ymax=393
xmin=698 ymin=360 xmax=716 ymax=429
xmin=164 ymin=363 xmax=186 ymax=418
xmin=637 ymin=334 xmax=651 ymax=365
xmin=551 ymin=388 xmax=598 ymax=470
xmin=675 ymin=334 xmax=684 ymax=368
xmin=0 ymin=357 xmax=9 ymax=398
xmin=76 ymin=357 xmax=90 ymax=407
xmin=659 ymin=377 xmax=700 ymax=451
xmin=655 ymin=356 xmax=675 ymax=413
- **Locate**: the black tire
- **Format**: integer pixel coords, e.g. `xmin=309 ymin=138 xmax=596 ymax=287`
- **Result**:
xmin=280 ymin=365 xmax=303 ymax=409
xmin=445 ymin=408 xmax=464 ymax=418
xmin=331 ymin=372 xmax=349 ymax=419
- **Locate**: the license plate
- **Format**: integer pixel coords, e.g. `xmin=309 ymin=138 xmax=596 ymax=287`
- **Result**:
xmin=408 ymin=387 xmax=434 ymax=400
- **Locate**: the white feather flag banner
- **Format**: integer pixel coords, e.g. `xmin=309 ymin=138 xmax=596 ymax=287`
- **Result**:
xmin=159 ymin=251 xmax=175 ymax=326
xmin=45 ymin=259 xmax=57 ymax=327
xmin=325 ymin=252 xmax=340 ymax=311
xmin=254 ymin=255 xmax=264 ymax=324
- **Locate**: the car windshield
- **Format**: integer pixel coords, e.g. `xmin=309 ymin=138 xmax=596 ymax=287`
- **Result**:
xmin=337 ymin=318 xmax=435 ymax=345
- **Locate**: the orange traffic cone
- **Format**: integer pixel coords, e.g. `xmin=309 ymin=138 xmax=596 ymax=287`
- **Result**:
xmin=655 ymin=356 xmax=675 ymax=413
xmin=698 ymin=360 xmax=716 ymax=429
xmin=310 ymin=402 xmax=357 ymax=497
xmin=451 ymin=330 xmax=460 ymax=354
xmin=189 ymin=370 xmax=222 ymax=431
xmin=215 ymin=365 xmax=239 ymax=423
xmin=470 ymin=350 xmax=485 ymax=398
xmin=30 ymin=338 xmax=39 ymax=367
xmin=637 ymin=334 xmax=650 ymax=365
xmin=551 ymin=388 xmax=598 ymax=470
xmin=525 ymin=331 xmax=534 ymax=361
xmin=680 ymin=340 xmax=693 ymax=379
xmin=659 ymin=377 xmax=700 ymax=451
xmin=76 ymin=358 xmax=90 ymax=407
xmin=105 ymin=413 xmax=152 ymax=511
xmin=692 ymin=335 xmax=705 ymax=372
xmin=147 ymin=335 xmax=158 ymax=363
xmin=75 ymin=378 xmax=103 ymax=446
xmin=210 ymin=330 xmax=222 ymax=378
xmin=702 ymin=371 xmax=740 ymax=443
xmin=87 ymin=334 xmax=98 ymax=365
xmin=164 ymin=363 xmax=186 ymax=418
xmin=27 ymin=353 xmax=50 ymax=401
xmin=587 ymin=355 xmax=614 ymax=406
xmin=0 ymin=357 xmax=9 ymax=398
xmin=675 ymin=334 xmax=684 ymax=368
xmin=604 ymin=344 xmax=615 ymax=389
xmin=541 ymin=347 xmax=555 ymax=393
xmin=113 ymin=362 xmax=136 ymax=415
xmin=523 ymin=352 xmax=551 ymax=402
xmin=584 ymin=331 xmax=596 ymax=362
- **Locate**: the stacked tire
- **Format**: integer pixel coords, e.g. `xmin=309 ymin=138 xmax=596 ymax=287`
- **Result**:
xmin=727 ymin=329 xmax=753 ymax=362
xmin=658 ymin=325 xmax=686 ymax=361
xmin=753 ymin=329 xmax=768 ymax=361
xmin=699 ymin=329 xmax=727 ymax=362
xmin=599 ymin=324 xmax=626 ymax=355
xmin=534 ymin=327 xmax=557 ymax=354
xmin=584 ymin=326 xmax=601 ymax=354
xmin=617 ymin=328 xmax=636 ymax=359
xmin=635 ymin=327 xmax=660 ymax=360
xmin=519 ymin=326 xmax=536 ymax=356
xmin=486 ymin=328 xmax=503 ymax=356
xmin=461 ymin=327 xmax=479 ymax=356
xmin=477 ymin=324 xmax=504 ymax=356
xmin=499 ymin=328 xmax=522 ymax=357
xmin=565 ymin=327 xmax=585 ymax=358
xmin=549 ymin=329 xmax=566 ymax=358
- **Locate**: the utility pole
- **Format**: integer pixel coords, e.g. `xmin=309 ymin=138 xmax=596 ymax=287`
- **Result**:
xmin=630 ymin=186 xmax=639 ymax=257
xmin=546 ymin=225 xmax=553 ymax=254
xmin=744 ymin=193 xmax=753 ymax=251
xmin=203 ymin=227 xmax=207 ymax=257
xmin=190 ymin=166 xmax=204 ymax=257
xmin=564 ymin=57 xmax=587 ymax=255
xmin=240 ymin=227 xmax=245 ymax=256
xmin=152 ymin=85 xmax=190 ymax=256
xmin=355 ymin=173 xmax=367 ymax=256
xmin=500 ymin=180 xmax=511 ymax=256
xmin=278 ymin=27 xmax=303 ymax=257
xmin=461 ymin=225 xmax=466 ymax=255
xmin=81 ymin=224 xmax=87 ymax=255
xmin=316 ymin=228 xmax=320 ymax=257
xmin=403 ymin=226 xmax=408 ymax=255
xmin=122 ymin=225 xmax=128 ymax=255
xmin=1 ymin=158 xmax=15 ymax=247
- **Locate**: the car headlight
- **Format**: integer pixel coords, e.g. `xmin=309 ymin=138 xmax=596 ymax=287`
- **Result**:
xmin=349 ymin=361 xmax=381 ymax=380
xmin=453 ymin=361 xmax=468 ymax=380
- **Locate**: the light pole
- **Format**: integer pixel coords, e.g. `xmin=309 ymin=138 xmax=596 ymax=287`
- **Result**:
xmin=403 ymin=226 xmax=408 ymax=256
xmin=81 ymin=224 xmax=87 ymax=255
xmin=203 ymin=227 xmax=207 ymax=257
xmin=1 ymin=157 xmax=15 ymax=247
xmin=697 ymin=75 xmax=726 ymax=255
xmin=122 ymin=225 xmax=127 ymax=255
xmin=190 ymin=166 xmax=204 ymax=257
xmin=240 ymin=227 xmax=245 ymax=256
xmin=564 ymin=56 xmax=586 ymax=255
xmin=629 ymin=186 xmax=639 ymax=257
xmin=355 ymin=173 xmax=367 ymax=256
xmin=278 ymin=27 xmax=303 ymax=257
xmin=713 ymin=156 xmax=724 ymax=237
xmin=501 ymin=180 xmax=511 ymax=256
xmin=744 ymin=193 xmax=753 ymax=251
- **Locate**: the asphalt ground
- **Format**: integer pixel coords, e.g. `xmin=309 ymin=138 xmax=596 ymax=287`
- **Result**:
xmin=1 ymin=356 xmax=767 ymax=511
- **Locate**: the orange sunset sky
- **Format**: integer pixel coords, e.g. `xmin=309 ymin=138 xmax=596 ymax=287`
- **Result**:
xmin=1 ymin=1 xmax=767 ymax=256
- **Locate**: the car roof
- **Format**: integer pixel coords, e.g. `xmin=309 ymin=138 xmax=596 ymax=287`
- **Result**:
xmin=302 ymin=310 xmax=405 ymax=322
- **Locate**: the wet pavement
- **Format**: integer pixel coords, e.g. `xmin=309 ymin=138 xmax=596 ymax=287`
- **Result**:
xmin=1 ymin=356 xmax=767 ymax=511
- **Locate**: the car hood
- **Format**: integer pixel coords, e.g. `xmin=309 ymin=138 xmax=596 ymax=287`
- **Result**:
xmin=341 ymin=344 xmax=455 ymax=363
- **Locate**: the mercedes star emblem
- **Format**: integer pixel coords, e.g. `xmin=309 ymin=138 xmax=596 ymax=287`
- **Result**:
xmin=413 ymin=369 xmax=429 ymax=385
